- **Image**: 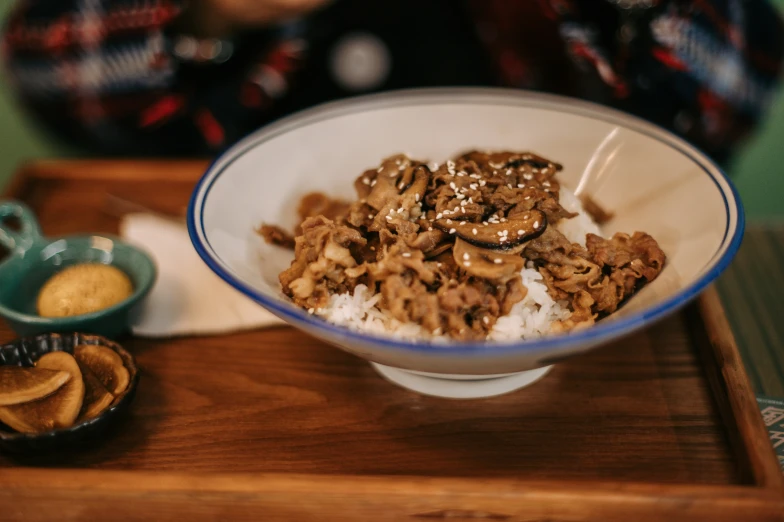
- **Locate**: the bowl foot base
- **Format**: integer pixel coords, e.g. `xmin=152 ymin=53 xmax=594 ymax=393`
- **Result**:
xmin=370 ymin=364 xmax=553 ymax=399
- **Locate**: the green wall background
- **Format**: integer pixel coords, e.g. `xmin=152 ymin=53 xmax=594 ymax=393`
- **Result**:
xmin=0 ymin=2 xmax=781 ymax=219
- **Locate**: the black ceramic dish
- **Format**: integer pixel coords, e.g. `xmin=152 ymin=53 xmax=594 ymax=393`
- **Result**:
xmin=0 ymin=332 xmax=139 ymax=454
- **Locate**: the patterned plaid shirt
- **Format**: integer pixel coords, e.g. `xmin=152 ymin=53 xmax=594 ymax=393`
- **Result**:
xmin=3 ymin=0 xmax=783 ymax=165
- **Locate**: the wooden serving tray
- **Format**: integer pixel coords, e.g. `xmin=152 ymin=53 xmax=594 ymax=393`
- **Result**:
xmin=0 ymin=161 xmax=782 ymax=521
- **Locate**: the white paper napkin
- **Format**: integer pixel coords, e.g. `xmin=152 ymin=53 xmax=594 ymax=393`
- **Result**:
xmin=119 ymin=213 xmax=284 ymax=337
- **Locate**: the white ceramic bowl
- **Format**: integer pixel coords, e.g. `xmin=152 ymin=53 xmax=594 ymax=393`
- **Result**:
xmin=188 ymin=88 xmax=743 ymax=399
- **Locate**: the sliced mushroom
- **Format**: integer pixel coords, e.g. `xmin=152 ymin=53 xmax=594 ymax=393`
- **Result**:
xmin=396 ymin=164 xmax=416 ymax=192
xmin=424 ymin=241 xmax=454 ymax=259
xmin=367 ymin=162 xmax=402 ymax=211
xmin=434 ymin=210 xmax=546 ymax=250
xmin=369 ymin=165 xmax=432 ymax=232
xmin=453 ymin=238 xmax=525 ymax=280
xmin=353 ymin=168 xmax=376 ymax=199
xmin=407 ymin=228 xmax=447 ymax=253
xmin=400 ymin=165 xmax=429 ymax=206
xmin=504 ymin=152 xmax=563 ymax=172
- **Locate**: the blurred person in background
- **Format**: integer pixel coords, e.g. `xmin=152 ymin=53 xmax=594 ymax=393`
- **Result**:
xmin=2 ymin=0 xmax=782 ymax=166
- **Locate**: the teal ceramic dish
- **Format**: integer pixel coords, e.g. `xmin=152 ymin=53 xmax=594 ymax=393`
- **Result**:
xmin=0 ymin=200 xmax=157 ymax=338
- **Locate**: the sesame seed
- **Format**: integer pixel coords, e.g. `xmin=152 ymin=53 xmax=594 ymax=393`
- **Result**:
xmin=398 ymin=182 xmax=405 ymax=189
xmin=464 ymin=261 xmax=472 ymax=267
xmin=467 ymin=198 xmax=473 ymax=204
xmin=479 ymin=180 xmax=486 ymax=186
xmin=436 ymin=262 xmax=443 ymax=267
xmin=507 ymin=184 xmax=513 ymax=189
xmin=470 ymin=183 xmax=478 ymax=190
xmin=385 ymin=216 xmax=392 ymax=221
xmin=524 ymin=196 xmax=531 ymax=200
xmin=517 ymin=184 xmax=524 ymax=188
xmin=494 ymin=258 xmax=502 ymax=264
xmin=483 ymin=316 xmax=490 ymax=324
xmin=497 ymin=231 xmax=504 ymax=236
xmin=308 ymin=308 xmax=315 ymax=314
xmin=371 ymin=180 xmax=377 ymax=186
xmin=460 ymin=200 xmax=467 ymax=206
xmin=533 ymin=221 xmax=540 ymax=228
xmin=368 ymin=214 xmax=373 ymax=219
xmin=461 ymin=208 xmax=466 ymax=214
xmin=370 ymin=246 xmax=376 ymax=251
xmin=517 ymin=229 xmax=524 ymax=235
xmin=402 ymin=252 xmax=411 ymax=258
xmin=472 ymin=228 xmax=478 ymax=235
xmin=450 ymin=182 xmax=457 ymax=190
xmin=506 ymin=169 xmax=512 ymax=175
xmin=446 ymin=219 xmax=453 ymax=224
xmin=463 ymin=253 xmax=470 ymax=260
xmin=415 ymin=193 xmax=420 ymax=202
xmin=500 ymin=218 xmax=507 ymax=222
xmin=524 ymin=173 xmax=533 ymax=181
xmin=436 ymin=213 xmax=443 ymax=219
xmin=456 ymin=194 xmax=465 ymax=200
xmin=362 ymin=177 xmax=370 ymax=185
xmin=449 ymin=228 xmax=456 ymax=234
xmin=428 ymin=226 xmax=433 ymax=231
xmin=459 ymin=221 xmax=466 ymax=225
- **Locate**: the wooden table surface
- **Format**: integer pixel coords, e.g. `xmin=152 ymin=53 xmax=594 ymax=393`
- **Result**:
xmin=0 ymin=160 xmax=782 ymax=521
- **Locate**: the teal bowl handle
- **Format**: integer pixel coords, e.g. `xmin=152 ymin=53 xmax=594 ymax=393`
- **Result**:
xmin=0 ymin=200 xmax=43 ymax=256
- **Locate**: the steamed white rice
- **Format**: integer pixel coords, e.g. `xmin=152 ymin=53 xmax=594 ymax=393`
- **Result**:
xmin=314 ymin=187 xmax=601 ymax=342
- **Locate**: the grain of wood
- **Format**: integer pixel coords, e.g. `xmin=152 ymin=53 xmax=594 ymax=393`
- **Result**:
xmin=0 ymin=160 xmax=780 ymax=521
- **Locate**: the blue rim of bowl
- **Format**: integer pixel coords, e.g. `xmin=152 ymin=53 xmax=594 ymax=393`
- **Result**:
xmin=187 ymin=87 xmax=745 ymax=357
xmin=0 ymin=234 xmax=158 ymax=326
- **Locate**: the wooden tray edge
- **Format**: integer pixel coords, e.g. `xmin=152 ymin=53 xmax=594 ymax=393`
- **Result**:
xmin=0 ymin=469 xmax=781 ymax=522
xmin=696 ymin=287 xmax=784 ymax=491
